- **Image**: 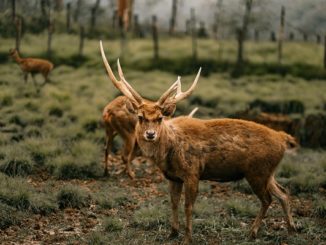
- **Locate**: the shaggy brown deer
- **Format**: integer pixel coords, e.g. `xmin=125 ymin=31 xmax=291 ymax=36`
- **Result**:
xmin=9 ymin=48 xmax=54 ymax=87
xmin=100 ymin=41 xmax=297 ymax=244
xmin=103 ymin=95 xmax=198 ymax=178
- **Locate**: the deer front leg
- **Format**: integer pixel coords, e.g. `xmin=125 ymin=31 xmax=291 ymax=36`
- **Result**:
xmin=183 ymin=177 xmax=199 ymax=245
xmin=23 ymin=73 xmax=28 ymax=83
xmin=126 ymin=140 xmax=137 ymax=179
xmin=169 ymin=180 xmax=183 ymax=239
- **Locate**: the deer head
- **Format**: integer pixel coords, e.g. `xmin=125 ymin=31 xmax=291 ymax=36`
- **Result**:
xmin=100 ymin=41 xmax=201 ymax=142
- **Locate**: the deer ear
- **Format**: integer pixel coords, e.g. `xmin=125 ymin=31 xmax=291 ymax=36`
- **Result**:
xmin=161 ymin=102 xmax=176 ymax=117
xmin=125 ymin=99 xmax=138 ymax=114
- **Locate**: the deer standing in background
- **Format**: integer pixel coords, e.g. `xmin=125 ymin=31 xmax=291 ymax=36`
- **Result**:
xmin=100 ymin=41 xmax=297 ymax=244
xmin=103 ymin=95 xmax=198 ymax=178
xmin=9 ymin=48 xmax=54 ymax=88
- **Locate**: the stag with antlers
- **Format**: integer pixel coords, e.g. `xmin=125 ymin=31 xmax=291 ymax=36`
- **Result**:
xmin=102 ymin=95 xmax=198 ymax=178
xmin=100 ymin=41 xmax=297 ymax=244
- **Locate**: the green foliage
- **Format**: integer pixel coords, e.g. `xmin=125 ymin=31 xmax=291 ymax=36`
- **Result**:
xmin=57 ymin=185 xmax=90 ymax=209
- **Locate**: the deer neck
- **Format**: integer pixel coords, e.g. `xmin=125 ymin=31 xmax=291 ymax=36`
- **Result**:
xmin=137 ymin=122 xmax=175 ymax=164
xmin=12 ymin=53 xmax=22 ymax=63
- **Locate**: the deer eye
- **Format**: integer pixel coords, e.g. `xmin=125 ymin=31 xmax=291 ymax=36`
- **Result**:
xmin=157 ymin=117 xmax=163 ymax=123
xmin=138 ymin=115 xmax=143 ymax=122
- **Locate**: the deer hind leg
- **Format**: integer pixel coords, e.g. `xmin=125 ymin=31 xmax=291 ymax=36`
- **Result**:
xmin=246 ymin=177 xmax=272 ymax=238
xmin=169 ymin=181 xmax=183 ymax=239
xmin=183 ymin=176 xmax=199 ymax=245
xmin=104 ymin=129 xmax=115 ymax=176
xmin=268 ymin=177 xmax=296 ymax=232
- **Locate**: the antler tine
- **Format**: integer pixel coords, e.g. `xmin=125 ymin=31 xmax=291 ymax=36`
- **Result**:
xmin=117 ymin=59 xmax=143 ymax=104
xmin=174 ymin=67 xmax=201 ymax=103
xmin=100 ymin=41 xmax=140 ymax=104
xmin=157 ymin=76 xmax=180 ymax=105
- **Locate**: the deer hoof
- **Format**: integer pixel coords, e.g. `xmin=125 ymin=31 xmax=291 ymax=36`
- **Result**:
xmin=128 ymin=171 xmax=135 ymax=179
xmin=181 ymin=236 xmax=192 ymax=245
xmin=249 ymin=228 xmax=258 ymax=239
xmin=168 ymin=228 xmax=179 ymax=239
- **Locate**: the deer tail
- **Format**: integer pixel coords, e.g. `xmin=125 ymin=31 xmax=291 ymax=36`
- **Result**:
xmin=279 ymin=131 xmax=298 ymax=150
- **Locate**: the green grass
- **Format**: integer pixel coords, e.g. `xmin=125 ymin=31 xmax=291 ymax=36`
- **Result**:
xmin=0 ymin=35 xmax=325 ymax=243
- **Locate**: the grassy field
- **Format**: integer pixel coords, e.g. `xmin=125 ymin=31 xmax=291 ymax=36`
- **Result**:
xmin=0 ymin=35 xmax=326 ymax=244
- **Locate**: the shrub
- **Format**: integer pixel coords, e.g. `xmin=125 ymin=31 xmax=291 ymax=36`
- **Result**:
xmin=49 ymin=107 xmax=64 ymax=117
xmin=225 ymin=199 xmax=257 ymax=218
xmin=132 ymin=204 xmax=168 ymax=230
xmin=0 ymin=147 xmax=33 ymax=176
xmin=289 ymin=174 xmax=323 ymax=194
xmin=57 ymin=185 xmax=90 ymax=209
xmin=313 ymin=199 xmax=326 ymax=219
xmin=1 ymin=95 xmax=13 ymax=107
xmin=278 ymin=163 xmax=300 ymax=178
xmin=30 ymin=193 xmax=57 ymax=215
xmin=103 ymin=217 xmax=124 ymax=232
xmin=0 ymin=203 xmax=24 ymax=229
xmin=9 ymin=115 xmax=27 ymax=127
xmin=87 ymin=232 xmax=110 ymax=245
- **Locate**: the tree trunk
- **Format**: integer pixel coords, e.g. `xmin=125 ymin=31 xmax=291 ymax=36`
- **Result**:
xmin=277 ymin=6 xmax=285 ymax=64
xmin=11 ymin=0 xmax=16 ymax=21
xmin=79 ymin=26 xmax=85 ymax=57
xmin=15 ymin=17 xmax=22 ymax=52
xmin=47 ymin=10 xmax=53 ymax=57
xmin=74 ymin=0 xmax=83 ymax=22
xmin=191 ymin=8 xmax=197 ymax=61
xmin=66 ymin=3 xmax=71 ymax=33
xmin=236 ymin=0 xmax=252 ymax=65
xmin=90 ymin=0 xmax=100 ymax=33
xmin=169 ymin=0 xmax=177 ymax=35
xmin=152 ymin=15 xmax=159 ymax=60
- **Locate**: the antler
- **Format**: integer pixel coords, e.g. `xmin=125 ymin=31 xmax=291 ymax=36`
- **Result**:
xmin=173 ymin=68 xmax=201 ymax=103
xmin=100 ymin=41 xmax=143 ymax=105
xmin=157 ymin=76 xmax=180 ymax=105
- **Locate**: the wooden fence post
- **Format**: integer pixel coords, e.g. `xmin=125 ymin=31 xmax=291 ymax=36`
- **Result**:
xmin=66 ymin=2 xmax=71 ymax=33
xmin=152 ymin=15 xmax=159 ymax=60
xmin=191 ymin=8 xmax=197 ymax=61
xmin=79 ymin=26 xmax=85 ymax=56
xmin=277 ymin=5 xmax=285 ymax=64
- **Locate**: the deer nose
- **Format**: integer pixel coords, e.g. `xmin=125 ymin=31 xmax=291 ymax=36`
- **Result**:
xmin=145 ymin=130 xmax=156 ymax=139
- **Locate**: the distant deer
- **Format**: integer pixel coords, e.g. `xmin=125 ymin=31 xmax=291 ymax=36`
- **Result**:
xmin=100 ymin=41 xmax=297 ymax=244
xmin=9 ymin=48 xmax=54 ymax=87
xmin=103 ymin=95 xmax=198 ymax=178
